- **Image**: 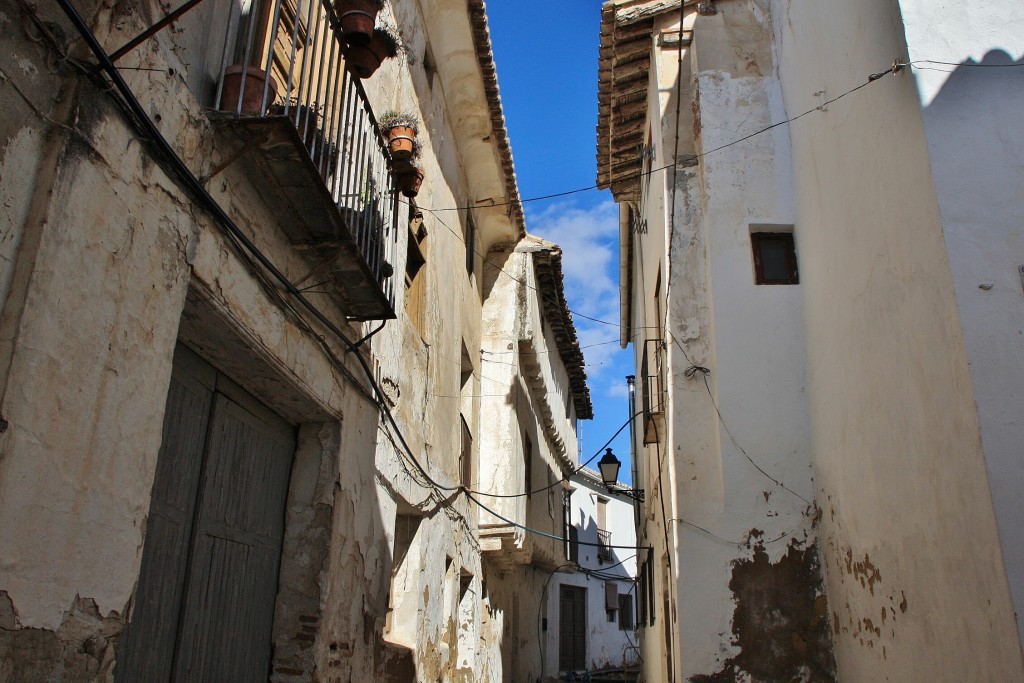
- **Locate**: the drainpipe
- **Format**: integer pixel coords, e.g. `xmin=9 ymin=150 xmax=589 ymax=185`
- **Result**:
xmin=618 ymin=203 xmax=632 ymax=348
xmin=626 ymin=375 xmax=640 ymax=533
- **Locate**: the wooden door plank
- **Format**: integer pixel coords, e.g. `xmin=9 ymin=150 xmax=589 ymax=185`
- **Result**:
xmin=173 ymin=391 xmax=294 ymax=683
xmin=115 ymin=348 xmax=215 ymax=683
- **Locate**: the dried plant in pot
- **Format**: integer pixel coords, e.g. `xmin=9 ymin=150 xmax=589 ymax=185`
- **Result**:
xmin=378 ymin=110 xmax=419 ymax=162
xmin=334 ymin=0 xmax=386 ymax=47
xmin=343 ymin=25 xmax=400 ymax=79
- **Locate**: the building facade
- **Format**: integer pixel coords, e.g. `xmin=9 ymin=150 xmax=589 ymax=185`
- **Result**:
xmin=475 ymin=235 xmax=594 ymax=683
xmin=0 ymin=0 xmax=591 ymax=681
xmin=545 ymin=467 xmax=639 ymax=678
xmin=598 ymin=0 xmax=1024 ymax=681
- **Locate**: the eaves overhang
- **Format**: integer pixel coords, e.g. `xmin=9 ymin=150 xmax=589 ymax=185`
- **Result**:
xmin=597 ymin=0 xmax=682 ymax=202
xmin=468 ymin=0 xmax=526 ymax=242
xmin=517 ymin=237 xmax=594 ymax=421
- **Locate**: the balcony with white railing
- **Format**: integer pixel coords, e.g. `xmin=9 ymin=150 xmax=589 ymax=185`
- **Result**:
xmin=207 ymin=0 xmax=398 ymax=320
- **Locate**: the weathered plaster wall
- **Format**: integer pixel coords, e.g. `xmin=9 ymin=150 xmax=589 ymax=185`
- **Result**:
xmin=0 ymin=0 xmax=518 ymax=678
xmin=633 ymin=4 xmax=832 ymax=681
xmin=897 ymin=0 xmax=1024 ymax=646
xmin=772 ymin=0 xmax=1024 ymax=678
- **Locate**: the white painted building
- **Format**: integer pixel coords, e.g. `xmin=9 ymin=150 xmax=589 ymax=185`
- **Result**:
xmin=543 ymin=467 xmax=640 ymax=678
xmin=598 ymin=0 xmax=1024 ymax=681
xmin=0 ymin=0 xmax=593 ymax=680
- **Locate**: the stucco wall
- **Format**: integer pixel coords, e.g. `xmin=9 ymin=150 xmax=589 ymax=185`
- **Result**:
xmin=772 ymin=0 xmax=1024 ymax=679
xmin=626 ymin=5 xmax=831 ymax=681
xmin=0 ymin=0 xmax=524 ymax=678
xmin=898 ymin=0 xmax=1024 ymax=646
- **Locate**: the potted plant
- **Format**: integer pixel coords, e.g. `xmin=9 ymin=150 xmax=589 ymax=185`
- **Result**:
xmin=335 ymin=0 xmax=386 ymax=47
xmin=378 ymin=110 xmax=419 ymax=161
xmin=220 ymin=65 xmax=278 ymax=114
xmin=343 ymin=26 xmax=400 ymax=79
xmin=395 ymin=166 xmax=424 ymax=198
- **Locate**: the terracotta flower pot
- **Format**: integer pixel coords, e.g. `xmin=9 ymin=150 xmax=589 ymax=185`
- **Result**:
xmin=386 ymin=125 xmax=416 ymax=161
xmin=343 ymin=29 xmax=395 ymax=79
xmin=335 ymin=0 xmax=380 ymax=47
xmin=396 ymin=167 xmax=424 ymax=198
xmin=220 ymin=65 xmax=277 ymax=114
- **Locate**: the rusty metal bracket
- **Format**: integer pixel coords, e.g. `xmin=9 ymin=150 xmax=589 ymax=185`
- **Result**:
xmin=109 ymin=0 xmax=210 ymax=63
xmin=352 ymin=319 xmax=387 ymax=347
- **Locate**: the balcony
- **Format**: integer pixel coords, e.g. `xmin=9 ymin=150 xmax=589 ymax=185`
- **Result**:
xmin=640 ymin=338 xmax=666 ymax=444
xmin=207 ymin=0 xmax=398 ymax=320
xmin=597 ymin=528 xmax=613 ymax=564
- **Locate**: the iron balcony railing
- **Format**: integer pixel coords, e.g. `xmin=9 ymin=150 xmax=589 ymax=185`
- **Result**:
xmin=214 ymin=0 xmax=397 ymax=318
xmin=597 ymin=528 xmax=613 ymax=564
xmin=640 ymin=338 xmax=666 ymax=444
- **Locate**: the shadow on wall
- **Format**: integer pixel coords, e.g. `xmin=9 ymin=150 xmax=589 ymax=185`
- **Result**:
xmin=920 ymin=47 xmax=1024 ymax=647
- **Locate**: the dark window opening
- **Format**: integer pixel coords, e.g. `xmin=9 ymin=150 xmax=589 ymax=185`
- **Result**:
xmin=524 ymin=434 xmax=533 ymax=499
xmin=464 ymin=210 xmax=476 ymax=278
xmin=618 ymin=594 xmax=634 ymax=630
xmin=405 ymin=208 xmax=428 ymax=332
xmin=751 ymin=231 xmax=798 ymax=284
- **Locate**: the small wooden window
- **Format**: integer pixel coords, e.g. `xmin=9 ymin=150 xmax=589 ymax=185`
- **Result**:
xmin=751 ymin=232 xmax=798 ymax=284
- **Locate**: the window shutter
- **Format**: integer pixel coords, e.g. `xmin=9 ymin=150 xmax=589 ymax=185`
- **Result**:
xmin=605 ymin=581 xmax=618 ymax=610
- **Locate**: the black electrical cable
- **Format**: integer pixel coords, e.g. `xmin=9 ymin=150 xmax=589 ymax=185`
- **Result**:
xmin=466 ymin=406 xmax=650 ymax=499
xmin=52 ymin=0 xmax=460 ymax=497
xmin=465 ymin=490 xmax=652 ymax=551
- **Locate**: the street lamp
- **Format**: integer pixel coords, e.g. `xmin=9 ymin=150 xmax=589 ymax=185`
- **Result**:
xmin=597 ymin=448 xmax=645 ymax=502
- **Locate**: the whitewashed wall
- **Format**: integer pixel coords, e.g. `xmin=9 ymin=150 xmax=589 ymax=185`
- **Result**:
xmin=898 ymin=0 xmax=1024 ymax=646
xmin=544 ymin=469 xmax=638 ymax=676
xmin=772 ymin=0 xmax=1024 ymax=678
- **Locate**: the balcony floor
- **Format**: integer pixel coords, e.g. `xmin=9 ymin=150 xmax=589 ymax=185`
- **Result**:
xmin=208 ymin=113 xmax=395 ymax=321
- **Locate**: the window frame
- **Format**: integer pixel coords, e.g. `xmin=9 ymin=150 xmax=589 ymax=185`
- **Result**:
xmin=751 ymin=231 xmax=799 ymax=285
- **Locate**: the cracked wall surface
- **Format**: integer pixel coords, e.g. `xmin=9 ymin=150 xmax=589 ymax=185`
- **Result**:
xmin=0 ymin=0 xmax=537 ymax=678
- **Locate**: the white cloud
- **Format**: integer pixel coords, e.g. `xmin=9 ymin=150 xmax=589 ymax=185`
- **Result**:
xmin=529 ymin=199 xmax=630 ymax=389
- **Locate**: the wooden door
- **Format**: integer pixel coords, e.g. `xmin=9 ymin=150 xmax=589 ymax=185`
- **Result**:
xmin=559 ymin=584 xmax=587 ymax=671
xmin=116 ymin=345 xmax=295 ymax=683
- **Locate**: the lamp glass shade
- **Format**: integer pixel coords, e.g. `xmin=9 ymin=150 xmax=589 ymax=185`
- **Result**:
xmin=597 ymin=448 xmax=621 ymax=487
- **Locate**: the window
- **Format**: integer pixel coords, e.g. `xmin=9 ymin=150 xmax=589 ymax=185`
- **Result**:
xmin=596 ymin=497 xmax=612 ymax=564
xmin=464 ymin=209 xmax=477 ymax=278
xmin=618 ymin=594 xmax=634 ymax=630
xmin=459 ymin=346 xmax=474 ymax=487
xmin=564 ymin=487 xmax=579 ymax=563
xmin=567 ymin=525 xmax=579 ymax=564
xmin=524 ymin=435 xmax=533 ymax=499
xmin=751 ymin=231 xmax=798 ymax=284
xmin=604 ymin=582 xmax=618 ymax=623
xmin=404 ymin=208 xmax=428 ymax=332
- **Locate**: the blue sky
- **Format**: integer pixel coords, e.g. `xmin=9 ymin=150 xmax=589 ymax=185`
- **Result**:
xmin=487 ymin=3 xmax=636 ymax=483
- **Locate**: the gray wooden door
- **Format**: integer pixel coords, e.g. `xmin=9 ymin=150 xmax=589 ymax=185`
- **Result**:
xmin=116 ymin=345 xmax=295 ymax=683
xmin=559 ymin=584 xmax=587 ymax=671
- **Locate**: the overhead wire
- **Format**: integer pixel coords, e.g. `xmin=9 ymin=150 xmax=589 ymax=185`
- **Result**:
xmin=46 ymin=3 xmax=629 ymax=528
xmin=51 ymin=0 xmax=994 ymax=561
xmin=466 ymin=489 xmax=651 ymax=551
xmin=464 ymin=405 xmax=650 ymax=499
xmin=415 ymin=202 xmax=658 ymax=330
xmin=414 ymin=56 xmax=952 ymax=216
xmin=50 ymin=0 xmax=471 ymax=508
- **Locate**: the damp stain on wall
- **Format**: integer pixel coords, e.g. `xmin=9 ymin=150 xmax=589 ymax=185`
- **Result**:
xmin=690 ymin=542 xmax=837 ymax=683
